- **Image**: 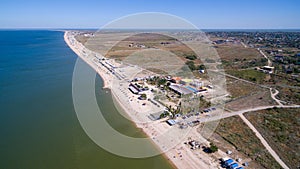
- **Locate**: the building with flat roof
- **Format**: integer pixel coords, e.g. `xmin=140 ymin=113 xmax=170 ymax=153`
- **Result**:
xmin=129 ymin=86 xmax=139 ymax=94
xmin=166 ymin=119 xmax=176 ymax=126
xmin=128 ymin=83 xmax=140 ymax=94
xmin=262 ymin=66 xmax=274 ymax=74
xmin=170 ymin=77 xmax=182 ymax=84
xmin=169 ymin=84 xmax=193 ymax=95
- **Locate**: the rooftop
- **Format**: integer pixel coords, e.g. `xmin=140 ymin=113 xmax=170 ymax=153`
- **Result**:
xmin=169 ymin=84 xmax=193 ymax=95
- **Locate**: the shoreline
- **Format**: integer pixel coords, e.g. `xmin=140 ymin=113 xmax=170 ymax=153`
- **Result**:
xmin=64 ymin=31 xmax=178 ymax=168
xmin=64 ymin=32 xmax=110 ymax=89
xmin=63 ymin=31 xmax=221 ymax=169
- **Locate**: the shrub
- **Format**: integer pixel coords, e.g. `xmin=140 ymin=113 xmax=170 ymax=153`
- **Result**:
xmin=185 ymin=54 xmax=197 ymax=60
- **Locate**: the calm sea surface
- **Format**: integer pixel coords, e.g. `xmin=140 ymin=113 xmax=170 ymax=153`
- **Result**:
xmin=0 ymin=30 xmax=173 ymax=169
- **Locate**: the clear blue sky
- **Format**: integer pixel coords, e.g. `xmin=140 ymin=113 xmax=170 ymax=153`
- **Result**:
xmin=1 ymin=0 xmax=299 ymax=29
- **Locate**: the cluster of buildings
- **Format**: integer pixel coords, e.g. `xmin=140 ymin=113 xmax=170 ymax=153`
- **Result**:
xmin=128 ymin=75 xmax=207 ymax=96
xmin=209 ymin=31 xmax=300 ymax=75
xmin=208 ymin=31 xmax=300 ymax=49
xmin=212 ymin=38 xmax=239 ymax=45
xmin=168 ymin=77 xmax=207 ymax=96
xmin=95 ymin=57 xmax=126 ymax=80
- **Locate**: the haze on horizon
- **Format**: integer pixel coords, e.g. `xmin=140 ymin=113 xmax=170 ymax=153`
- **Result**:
xmin=1 ymin=0 xmax=300 ymax=29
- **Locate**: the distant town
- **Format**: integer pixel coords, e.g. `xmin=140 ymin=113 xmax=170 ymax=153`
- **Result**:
xmin=208 ymin=31 xmax=300 ymax=75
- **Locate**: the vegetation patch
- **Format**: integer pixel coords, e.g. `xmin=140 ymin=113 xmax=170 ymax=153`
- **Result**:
xmin=226 ymin=69 xmax=266 ymax=83
xmin=245 ymin=108 xmax=300 ymax=169
xmin=215 ymin=116 xmax=281 ymax=169
xmin=185 ymin=54 xmax=197 ymax=60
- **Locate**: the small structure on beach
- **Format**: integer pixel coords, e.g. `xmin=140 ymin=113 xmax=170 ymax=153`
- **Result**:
xmin=128 ymin=84 xmax=140 ymax=94
xmin=188 ymin=140 xmax=201 ymax=149
xmin=166 ymin=119 xmax=176 ymax=126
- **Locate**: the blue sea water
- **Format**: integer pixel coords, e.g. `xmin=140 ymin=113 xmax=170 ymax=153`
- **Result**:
xmin=0 ymin=30 xmax=173 ymax=169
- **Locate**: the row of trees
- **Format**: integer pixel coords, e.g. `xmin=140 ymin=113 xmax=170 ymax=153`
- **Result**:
xmin=185 ymin=61 xmax=205 ymax=71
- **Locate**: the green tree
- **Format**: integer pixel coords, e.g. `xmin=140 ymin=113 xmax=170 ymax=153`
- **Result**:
xmin=198 ymin=64 xmax=205 ymax=70
xmin=185 ymin=61 xmax=196 ymax=71
xmin=140 ymin=94 xmax=147 ymax=100
xmin=159 ymin=112 xmax=168 ymax=119
xmin=209 ymin=143 xmax=218 ymax=153
xmin=158 ymin=78 xmax=167 ymax=86
xmin=185 ymin=54 xmax=197 ymax=60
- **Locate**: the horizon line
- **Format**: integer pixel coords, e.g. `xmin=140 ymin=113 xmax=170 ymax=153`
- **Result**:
xmin=1 ymin=27 xmax=300 ymax=30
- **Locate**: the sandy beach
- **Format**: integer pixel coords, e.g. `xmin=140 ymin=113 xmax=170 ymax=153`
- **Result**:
xmin=64 ymin=31 xmax=224 ymax=169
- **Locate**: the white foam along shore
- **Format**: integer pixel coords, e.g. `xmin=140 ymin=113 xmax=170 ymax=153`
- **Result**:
xmin=64 ymin=31 xmax=224 ymax=169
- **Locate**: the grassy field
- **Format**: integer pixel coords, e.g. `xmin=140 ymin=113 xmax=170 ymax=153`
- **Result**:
xmin=225 ymin=89 xmax=276 ymax=111
xmin=276 ymin=86 xmax=300 ymax=105
xmin=245 ymin=108 xmax=300 ymax=169
xmin=215 ymin=44 xmax=267 ymax=69
xmin=269 ymin=74 xmax=300 ymax=105
xmin=214 ymin=116 xmax=282 ymax=169
xmin=76 ymin=31 xmax=210 ymax=78
xmin=226 ymin=77 xmax=262 ymax=99
xmin=216 ymin=45 xmax=261 ymax=60
xmin=225 ymin=77 xmax=276 ymax=111
xmin=226 ymin=69 xmax=267 ymax=84
xmin=76 ymin=32 xmax=197 ymax=60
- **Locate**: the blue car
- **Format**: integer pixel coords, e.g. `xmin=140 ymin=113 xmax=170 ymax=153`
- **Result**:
xmin=224 ymin=159 xmax=234 ymax=166
xmin=229 ymin=163 xmax=239 ymax=169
